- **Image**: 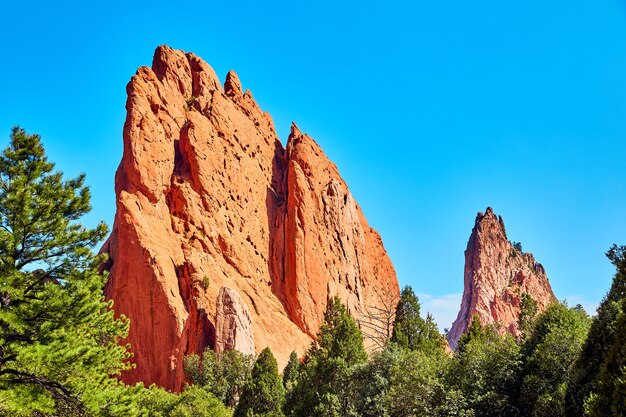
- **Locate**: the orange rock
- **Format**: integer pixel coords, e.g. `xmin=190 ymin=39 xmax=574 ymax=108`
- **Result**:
xmin=447 ymin=207 xmax=556 ymax=349
xmin=102 ymin=45 xmax=399 ymax=391
xmin=215 ymin=287 xmax=255 ymax=356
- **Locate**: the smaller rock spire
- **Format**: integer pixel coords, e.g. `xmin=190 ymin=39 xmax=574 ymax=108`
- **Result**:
xmin=447 ymin=207 xmax=556 ymax=349
xmin=224 ymin=70 xmax=243 ymax=96
xmin=289 ymin=122 xmax=302 ymax=138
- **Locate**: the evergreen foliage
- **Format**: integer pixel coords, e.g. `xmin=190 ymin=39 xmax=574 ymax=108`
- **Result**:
xmin=137 ymin=384 xmax=232 ymax=417
xmin=449 ymin=318 xmax=522 ymax=417
xmin=566 ymin=244 xmax=626 ymax=417
xmin=282 ymin=352 xmax=300 ymax=391
xmin=184 ymin=348 xmax=254 ymax=408
xmin=390 ymin=286 xmax=445 ymax=354
xmin=316 ymin=297 xmax=368 ymax=366
xmin=455 ymin=314 xmax=489 ymax=355
xmin=584 ymin=297 xmax=626 ymax=416
xmin=517 ymin=302 xmax=590 ymax=417
xmin=387 ymin=348 xmax=472 ymax=417
xmin=282 ymin=351 xmax=301 ymax=415
xmin=348 ymin=344 xmax=405 ymax=417
xmin=345 ymin=347 xmax=399 ymax=417
xmin=235 ymin=347 xmax=285 ymax=417
xmin=284 ymin=297 xmax=367 ymax=417
xmin=0 ymin=127 xmax=133 ymax=416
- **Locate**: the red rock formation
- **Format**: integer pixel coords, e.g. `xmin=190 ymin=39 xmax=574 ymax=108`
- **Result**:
xmin=447 ymin=207 xmax=556 ymax=349
xmin=215 ymin=287 xmax=255 ymax=356
xmin=102 ymin=45 xmax=399 ymax=391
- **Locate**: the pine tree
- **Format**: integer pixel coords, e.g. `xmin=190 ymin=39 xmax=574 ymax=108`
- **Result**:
xmin=282 ymin=351 xmax=300 ymax=391
xmin=584 ymin=297 xmax=626 ymax=416
xmin=235 ymin=347 xmax=285 ymax=417
xmin=284 ymin=297 xmax=367 ymax=417
xmin=455 ymin=314 xmax=489 ymax=355
xmin=390 ymin=286 xmax=444 ymax=353
xmin=316 ymin=297 xmax=368 ymax=366
xmin=0 ymin=127 xmax=133 ymax=416
xmin=566 ymin=244 xmax=626 ymax=417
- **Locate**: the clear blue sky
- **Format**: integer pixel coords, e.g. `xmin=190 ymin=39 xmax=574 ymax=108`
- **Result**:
xmin=1 ymin=0 xmax=626 ymax=329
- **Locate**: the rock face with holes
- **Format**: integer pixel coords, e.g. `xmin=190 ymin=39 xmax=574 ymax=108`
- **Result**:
xmin=447 ymin=207 xmax=556 ymax=349
xmin=101 ymin=45 xmax=399 ymax=391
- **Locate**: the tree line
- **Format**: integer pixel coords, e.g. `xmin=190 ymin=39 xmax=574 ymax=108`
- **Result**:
xmin=0 ymin=128 xmax=625 ymax=416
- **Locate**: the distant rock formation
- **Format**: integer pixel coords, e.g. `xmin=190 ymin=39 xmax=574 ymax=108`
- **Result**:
xmin=101 ymin=45 xmax=399 ymax=391
xmin=447 ymin=207 xmax=556 ymax=349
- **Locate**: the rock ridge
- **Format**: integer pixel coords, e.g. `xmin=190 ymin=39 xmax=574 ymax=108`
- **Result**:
xmin=102 ymin=45 xmax=399 ymax=390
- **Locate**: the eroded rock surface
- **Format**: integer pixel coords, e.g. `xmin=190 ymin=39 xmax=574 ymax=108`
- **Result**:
xmin=102 ymin=45 xmax=399 ymax=390
xmin=215 ymin=287 xmax=255 ymax=356
xmin=447 ymin=207 xmax=556 ymax=349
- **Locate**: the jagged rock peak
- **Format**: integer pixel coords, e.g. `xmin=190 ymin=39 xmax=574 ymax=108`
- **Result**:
xmin=102 ymin=45 xmax=399 ymax=391
xmin=224 ymin=70 xmax=242 ymax=96
xmin=447 ymin=207 xmax=556 ymax=349
xmin=289 ymin=122 xmax=302 ymax=138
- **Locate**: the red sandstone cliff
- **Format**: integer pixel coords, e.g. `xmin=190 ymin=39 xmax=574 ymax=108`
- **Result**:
xmin=447 ymin=207 xmax=556 ymax=349
xmin=102 ymin=45 xmax=399 ymax=391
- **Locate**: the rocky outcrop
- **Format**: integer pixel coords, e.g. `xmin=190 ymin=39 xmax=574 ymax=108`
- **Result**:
xmin=102 ymin=45 xmax=399 ymax=391
xmin=447 ymin=207 xmax=556 ymax=349
xmin=215 ymin=287 xmax=255 ymax=356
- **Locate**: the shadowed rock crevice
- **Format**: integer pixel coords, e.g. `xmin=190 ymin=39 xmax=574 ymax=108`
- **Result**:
xmin=266 ymin=143 xmax=288 ymax=311
xmin=175 ymin=261 xmax=216 ymax=356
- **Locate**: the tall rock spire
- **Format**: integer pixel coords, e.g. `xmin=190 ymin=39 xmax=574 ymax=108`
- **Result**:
xmin=447 ymin=207 xmax=556 ymax=349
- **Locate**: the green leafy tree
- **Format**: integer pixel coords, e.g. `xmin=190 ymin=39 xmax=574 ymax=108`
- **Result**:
xmin=449 ymin=318 xmax=521 ymax=417
xmin=235 ymin=347 xmax=285 ymax=417
xmin=284 ymin=297 xmax=367 ymax=417
xmin=391 ymin=286 xmax=445 ymax=354
xmin=0 ymin=127 xmax=133 ymax=416
xmin=137 ymin=384 xmax=232 ymax=417
xmin=346 ymin=345 xmax=472 ymax=417
xmin=566 ymin=245 xmax=626 ymax=417
xmin=184 ymin=348 xmax=254 ymax=408
xmin=584 ymin=297 xmax=626 ymax=416
xmin=517 ymin=302 xmax=590 ymax=417
xmin=346 ymin=346 xmax=400 ymax=417
xmin=387 ymin=348 xmax=472 ymax=417
xmin=135 ymin=385 xmax=179 ymax=417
